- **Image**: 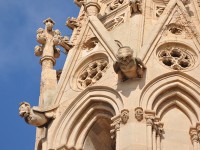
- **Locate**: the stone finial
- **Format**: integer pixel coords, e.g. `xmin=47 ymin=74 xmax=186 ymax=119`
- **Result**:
xmin=84 ymin=0 xmax=100 ymax=16
xmin=35 ymin=18 xmax=73 ymax=66
xmin=113 ymin=46 xmax=146 ymax=82
xmin=135 ymin=107 xmax=143 ymax=121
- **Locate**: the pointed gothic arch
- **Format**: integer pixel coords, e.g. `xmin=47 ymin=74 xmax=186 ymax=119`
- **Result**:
xmin=140 ymin=72 xmax=200 ymax=125
xmin=50 ymin=86 xmax=124 ymax=150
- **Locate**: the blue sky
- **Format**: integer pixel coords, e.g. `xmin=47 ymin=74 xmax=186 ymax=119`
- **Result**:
xmin=0 ymin=0 xmax=79 ymax=149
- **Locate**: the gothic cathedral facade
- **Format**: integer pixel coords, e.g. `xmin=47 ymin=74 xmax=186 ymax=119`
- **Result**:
xmin=19 ymin=0 xmax=200 ymax=150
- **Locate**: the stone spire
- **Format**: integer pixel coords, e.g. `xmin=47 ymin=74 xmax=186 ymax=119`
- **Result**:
xmin=35 ymin=18 xmax=73 ymax=107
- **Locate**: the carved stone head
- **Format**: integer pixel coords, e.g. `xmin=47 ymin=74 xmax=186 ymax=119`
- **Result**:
xmin=116 ymin=46 xmax=133 ymax=65
xmin=135 ymin=107 xmax=143 ymax=121
xmin=121 ymin=109 xmax=129 ymax=124
xmin=19 ymin=102 xmax=31 ymax=118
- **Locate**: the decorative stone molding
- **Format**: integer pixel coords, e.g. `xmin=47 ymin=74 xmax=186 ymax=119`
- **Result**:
xmin=110 ymin=0 xmax=124 ymax=10
xmin=82 ymin=37 xmax=99 ymax=51
xmin=77 ymin=58 xmax=109 ymax=88
xmin=110 ymin=115 xmax=121 ymax=139
xmin=157 ymin=43 xmax=195 ymax=70
xmin=189 ymin=128 xmax=198 ymax=143
xmin=110 ymin=109 xmax=129 ymax=138
xmin=104 ymin=13 xmax=125 ymax=31
xmin=84 ymin=1 xmax=101 ymax=16
xmin=145 ymin=110 xmax=155 ymax=126
xmin=19 ymin=102 xmax=56 ymax=127
xmin=68 ymin=11 xmax=87 ymax=44
xmin=135 ymin=107 xmax=143 ymax=121
xmin=155 ymin=5 xmax=165 ymax=17
xmin=113 ymin=46 xmax=146 ymax=82
xmin=129 ymin=0 xmax=142 ymax=15
xmin=121 ymin=109 xmax=129 ymax=124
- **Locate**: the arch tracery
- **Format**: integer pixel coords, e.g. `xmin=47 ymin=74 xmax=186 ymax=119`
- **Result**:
xmin=50 ymin=86 xmax=124 ymax=150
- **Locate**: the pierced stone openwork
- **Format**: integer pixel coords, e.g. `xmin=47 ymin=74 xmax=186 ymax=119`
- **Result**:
xmin=157 ymin=43 xmax=195 ymax=70
xmin=77 ymin=58 xmax=109 ymax=88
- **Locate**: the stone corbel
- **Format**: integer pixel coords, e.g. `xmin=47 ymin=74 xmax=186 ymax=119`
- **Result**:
xmin=145 ymin=110 xmax=155 ymax=126
xmin=189 ymin=127 xmax=199 ymax=144
xmin=121 ymin=109 xmax=129 ymax=124
xmin=135 ymin=107 xmax=143 ymax=121
xmin=19 ymin=102 xmax=58 ymax=127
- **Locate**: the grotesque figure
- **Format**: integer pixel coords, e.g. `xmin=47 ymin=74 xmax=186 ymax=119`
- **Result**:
xmin=121 ymin=109 xmax=129 ymax=124
xmin=66 ymin=17 xmax=80 ymax=30
xmin=129 ymin=0 xmax=142 ymax=14
xmin=19 ymin=102 xmax=55 ymax=127
xmin=135 ymin=107 xmax=143 ymax=121
xmin=113 ymin=46 xmax=146 ymax=82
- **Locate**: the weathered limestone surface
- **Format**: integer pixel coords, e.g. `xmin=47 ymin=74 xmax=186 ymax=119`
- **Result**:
xmin=19 ymin=0 xmax=200 ymax=150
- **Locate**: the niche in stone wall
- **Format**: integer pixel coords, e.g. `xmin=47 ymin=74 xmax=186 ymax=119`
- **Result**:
xmin=83 ymin=118 xmax=115 ymax=150
xmin=161 ymin=106 xmax=193 ymax=150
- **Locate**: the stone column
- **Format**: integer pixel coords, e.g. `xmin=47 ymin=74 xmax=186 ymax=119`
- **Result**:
xmin=156 ymin=122 xmax=164 ymax=150
xmin=152 ymin=123 xmax=157 ymax=150
xmin=145 ymin=111 xmax=155 ymax=150
xmin=196 ymin=123 xmax=200 ymax=150
xmin=84 ymin=0 xmax=100 ymax=16
xmin=190 ymin=128 xmax=199 ymax=150
xmin=111 ymin=115 xmax=121 ymax=150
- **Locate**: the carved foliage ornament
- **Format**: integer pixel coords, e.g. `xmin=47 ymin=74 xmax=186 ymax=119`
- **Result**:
xmin=157 ymin=44 xmax=195 ymax=70
xmin=110 ymin=0 xmax=124 ymax=10
xmin=35 ymin=18 xmax=73 ymax=59
xmin=104 ymin=13 xmax=125 ymax=31
xmin=77 ymin=58 xmax=108 ymax=88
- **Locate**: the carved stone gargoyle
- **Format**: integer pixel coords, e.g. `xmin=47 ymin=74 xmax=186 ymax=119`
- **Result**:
xmin=113 ymin=46 xmax=146 ymax=82
xmin=66 ymin=17 xmax=80 ymax=30
xmin=19 ymin=102 xmax=57 ymax=127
